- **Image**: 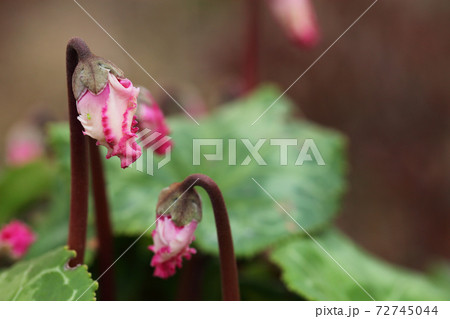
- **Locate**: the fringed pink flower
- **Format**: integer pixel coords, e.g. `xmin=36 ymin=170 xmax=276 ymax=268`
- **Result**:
xmin=0 ymin=221 xmax=36 ymax=258
xmin=76 ymin=73 xmax=141 ymax=168
xmin=149 ymin=215 xmax=197 ymax=279
xmin=6 ymin=123 xmax=43 ymax=166
xmin=269 ymin=0 xmax=320 ymax=48
xmin=136 ymin=88 xmax=173 ymax=155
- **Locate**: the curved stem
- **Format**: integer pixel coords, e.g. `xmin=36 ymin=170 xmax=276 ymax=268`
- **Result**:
xmin=66 ymin=37 xmax=92 ymax=266
xmin=180 ymin=174 xmax=240 ymax=301
xmin=88 ymin=139 xmax=116 ymax=300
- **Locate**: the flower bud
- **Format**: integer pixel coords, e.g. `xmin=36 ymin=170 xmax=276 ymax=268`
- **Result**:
xmin=73 ymin=57 xmax=142 ymax=168
xmin=269 ymin=0 xmax=320 ymax=48
xmin=0 ymin=221 xmax=36 ymax=259
xmin=5 ymin=122 xmax=44 ymax=166
xmin=136 ymin=87 xmax=173 ymax=155
xmin=149 ymin=183 xmax=202 ymax=278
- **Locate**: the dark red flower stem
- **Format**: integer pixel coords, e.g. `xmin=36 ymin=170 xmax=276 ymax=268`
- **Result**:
xmin=88 ymin=139 xmax=116 ymax=301
xmin=66 ymin=37 xmax=91 ymax=267
xmin=176 ymin=253 xmax=206 ymax=301
xmin=66 ymin=37 xmax=116 ymax=299
xmin=243 ymin=0 xmax=260 ymax=93
xmin=179 ymin=174 xmax=240 ymax=301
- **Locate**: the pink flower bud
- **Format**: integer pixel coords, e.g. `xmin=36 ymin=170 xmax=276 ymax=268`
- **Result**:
xmin=136 ymin=87 xmax=173 ymax=155
xmin=269 ymin=0 xmax=320 ymax=48
xmin=6 ymin=123 xmax=44 ymax=166
xmin=76 ymin=73 xmax=142 ymax=168
xmin=149 ymin=216 xmax=197 ymax=279
xmin=0 ymin=221 xmax=36 ymax=258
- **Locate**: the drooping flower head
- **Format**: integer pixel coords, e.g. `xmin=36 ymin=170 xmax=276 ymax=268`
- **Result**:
xmin=0 ymin=221 xmax=36 ymax=259
xmin=149 ymin=182 xmax=202 ymax=279
xmin=150 ymin=215 xmax=197 ymax=278
xmin=136 ymin=87 xmax=173 ymax=155
xmin=268 ymin=0 xmax=320 ymax=48
xmin=73 ymin=57 xmax=141 ymax=168
xmin=5 ymin=122 xmax=44 ymax=166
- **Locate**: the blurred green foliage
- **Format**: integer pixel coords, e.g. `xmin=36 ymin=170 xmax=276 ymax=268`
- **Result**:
xmin=0 ymin=160 xmax=53 ymax=224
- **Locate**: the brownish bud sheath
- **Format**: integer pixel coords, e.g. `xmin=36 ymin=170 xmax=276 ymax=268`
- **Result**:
xmin=72 ymin=56 xmax=124 ymax=100
xmin=156 ymin=182 xmax=202 ymax=227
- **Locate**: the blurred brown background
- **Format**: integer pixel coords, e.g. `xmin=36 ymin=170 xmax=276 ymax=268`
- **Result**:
xmin=0 ymin=0 xmax=448 ymax=270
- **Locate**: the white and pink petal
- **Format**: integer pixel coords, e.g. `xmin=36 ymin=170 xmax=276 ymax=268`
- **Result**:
xmin=76 ymin=72 xmax=142 ymax=168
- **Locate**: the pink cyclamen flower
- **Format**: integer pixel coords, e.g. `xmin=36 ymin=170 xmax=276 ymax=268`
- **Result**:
xmin=149 ymin=216 xmax=197 ymax=279
xmin=76 ymin=73 xmax=141 ymax=168
xmin=136 ymin=88 xmax=173 ymax=155
xmin=6 ymin=123 xmax=43 ymax=166
xmin=269 ymin=0 xmax=320 ymax=48
xmin=0 ymin=221 xmax=36 ymax=258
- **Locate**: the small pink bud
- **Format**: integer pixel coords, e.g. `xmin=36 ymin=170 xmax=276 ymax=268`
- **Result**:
xmin=269 ymin=0 xmax=320 ymax=48
xmin=149 ymin=183 xmax=202 ymax=278
xmin=6 ymin=123 xmax=44 ymax=166
xmin=136 ymin=87 xmax=173 ymax=155
xmin=149 ymin=216 xmax=197 ymax=279
xmin=76 ymin=73 xmax=142 ymax=168
xmin=0 ymin=221 xmax=36 ymax=259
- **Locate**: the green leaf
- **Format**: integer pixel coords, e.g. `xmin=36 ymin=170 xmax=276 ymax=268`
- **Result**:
xmin=270 ymin=229 xmax=450 ymax=301
xmin=0 ymin=246 xmax=97 ymax=301
xmin=0 ymin=160 xmax=54 ymax=223
xmin=427 ymin=262 xmax=450 ymax=292
xmin=45 ymin=85 xmax=347 ymax=257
